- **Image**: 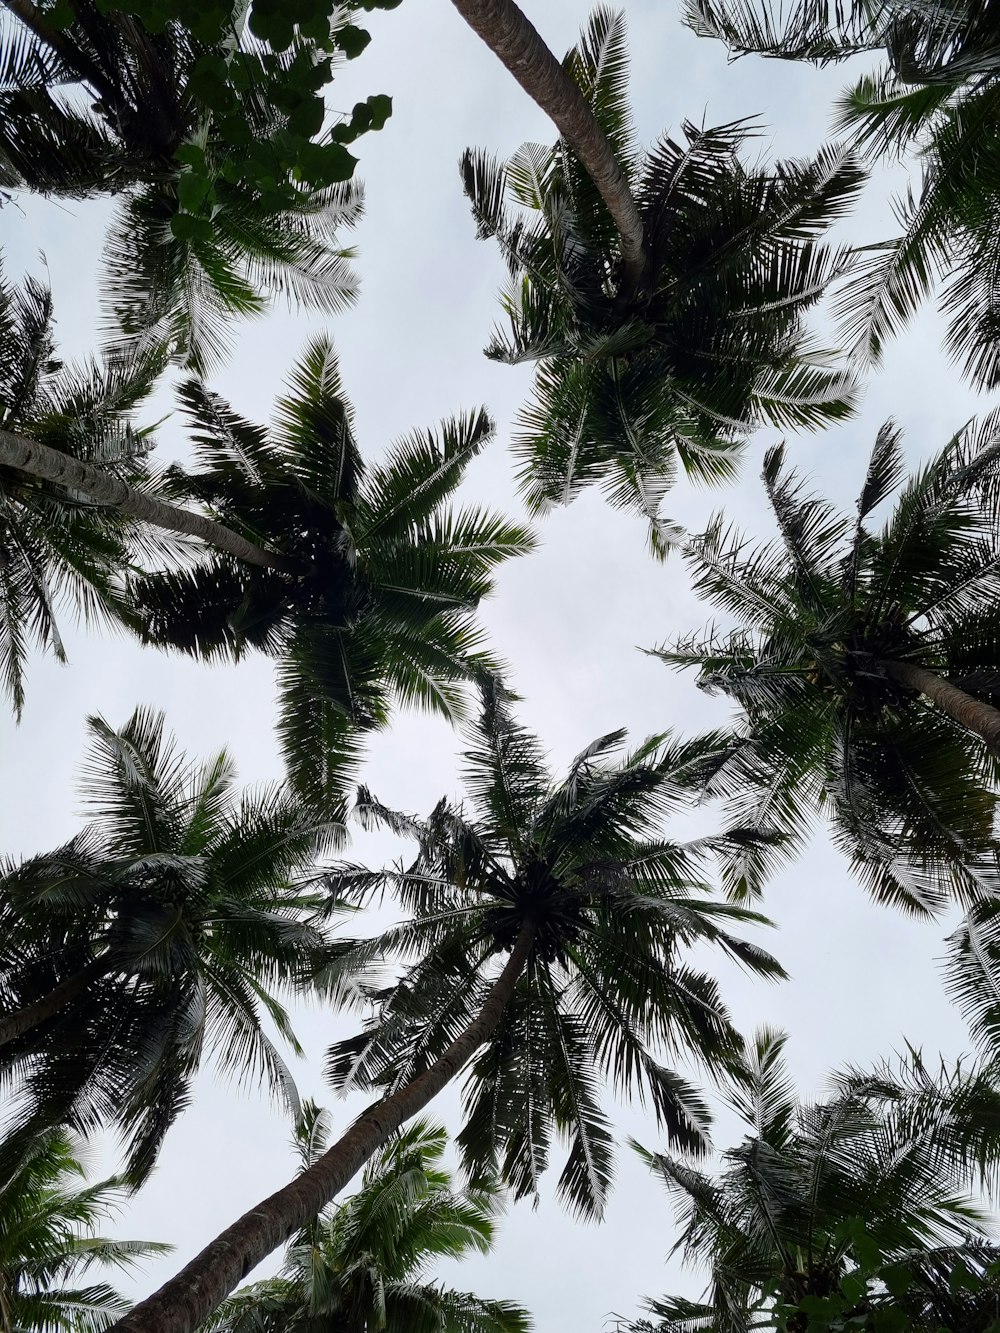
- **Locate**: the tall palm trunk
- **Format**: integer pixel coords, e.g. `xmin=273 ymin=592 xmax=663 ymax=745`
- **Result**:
xmin=882 ymin=658 xmax=1000 ymax=759
xmin=448 ymin=0 xmax=647 ymax=286
xmin=0 ymin=429 xmax=286 ymax=570
xmin=0 ymin=954 xmax=114 ymax=1049
xmin=109 ymin=925 xmax=535 ymax=1333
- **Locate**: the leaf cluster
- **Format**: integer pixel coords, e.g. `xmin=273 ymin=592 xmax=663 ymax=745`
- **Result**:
xmin=203 ymin=1111 xmax=531 ymax=1333
xmin=629 ymin=1034 xmax=1000 ymax=1333
xmin=652 ymin=416 xmax=1000 ymax=943
xmin=322 ymin=681 xmax=785 ymax=1221
xmin=683 ymin=0 xmax=1000 ymax=387
xmin=0 ymin=706 xmax=351 ymax=1181
xmin=461 ymin=8 xmax=863 ymax=549
xmin=127 ymin=338 xmax=534 ymax=811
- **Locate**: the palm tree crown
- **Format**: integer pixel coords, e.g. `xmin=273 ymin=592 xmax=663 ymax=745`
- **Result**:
xmin=203 ymin=1110 xmax=531 ymax=1333
xmin=0 ymin=0 xmax=361 ymax=370
xmin=652 ymin=416 xmax=1000 ymax=1052
xmin=0 ymin=259 xmax=167 ymax=715
xmin=325 ymin=680 xmax=785 ymax=1220
xmin=461 ymin=7 xmax=863 ymax=549
xmin=0 ymin=706 xmax=347 ymax=1181
xmin=653 ymin=415 xmax=1000 ymax=911
xmin=129 ymin=338 xmax=535 ymax=811
xmin=684 ymin=0 xmax=1000 ymax=388
xmin=0 ymin=1122 xmax=169 ymax=1332
xmin=95 ymin=688 xmax=786 ymax=1333
xmin=627 ymin=1030 xmax=1000 ymax=1332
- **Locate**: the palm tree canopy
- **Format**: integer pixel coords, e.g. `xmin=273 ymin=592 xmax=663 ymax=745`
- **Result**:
xmin=128 ymin=337 xmax=535 ymax=811
xmin=320 ymin=680 xmax=785 ymax=1222
xmin=652 ymin=414 xmax=1000 ymax=908
xmin=0 ymin=1122 xmax=170 ymax=1332
xmin=0 ymin=258 xmax=167 ymax=716
xmin=0 ymin=706 xmax=351 ymax=1182
xmin=651 ymin=415 xmax=1000 ymax=1055
xmin=461 ymin=6 xmax=864 ymax=549
xmin=628 ymin=1030 xmax=1000 ymax=1333
xmin=0 ymin=0 xmax=362 ymax=370
xmin=202 ymin=1109 xmax=531 ymax=1333
xmin=684 ymin=0 xmax=1000 ymax=389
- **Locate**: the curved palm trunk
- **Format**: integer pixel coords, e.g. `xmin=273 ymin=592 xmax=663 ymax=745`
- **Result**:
xmin=0 ymin=429 xmax=286 ymax=571
xmin=882 ymin=658 xmax=1000 ymax=759
xmin=448 ymin=0 xmax=647 ymax=286
xmin=109 ymin=925 xmax=535 ymax=1333
xmin=0 ymin=954 xmax=114 ymax=1049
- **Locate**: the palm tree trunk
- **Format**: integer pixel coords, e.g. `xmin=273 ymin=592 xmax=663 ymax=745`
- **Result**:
xmin=109 ymin=924 xmax=535 ymax=1333
xmin=882 ymin=658 xmax=1000 ymax=759
xmin=0 ymin=429 xmax=286 ymax=571
xmin=448 ymin=0 xmax=647 ymax=286
xmin=0 ymin=954 xmax=114 ymax=1049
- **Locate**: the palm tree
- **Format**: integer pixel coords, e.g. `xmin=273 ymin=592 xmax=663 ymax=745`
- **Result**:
xmin=201 ymin=1109 xmax=531 ymax=1333
xmin=0 ymin=1122 xmax=170 ymax=1331
xmin=0 ymin=260 xmax=298 ymax=716
xmin=0 ymin=706 xmax=349 ymax=1182
xmin=461 ymin=8 xmax=863 ymax=549
xmin=651 ymin=414 xmax=1000 ymax=926
xmin=0 ymin=259 xmax=184 ymax=715
xmin=624 ymin=1030 xmax=1000 ymax=1332
xmin=109 ymin=679 xmax=784 ymax=1333
xmin=684 ymin=0 xmax=1000 ymax=389
xmin=126 ymin=337 xmax=534 ymax=810
xmin=0 ymin=0 xmax=361 ymax=370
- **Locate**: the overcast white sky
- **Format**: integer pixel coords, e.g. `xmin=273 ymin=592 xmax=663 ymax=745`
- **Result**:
xmin=0 ymin=0 xmax=995 ymax=1325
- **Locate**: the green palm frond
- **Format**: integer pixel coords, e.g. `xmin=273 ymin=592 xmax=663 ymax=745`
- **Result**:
xmin=682 ymin=0 xmax=1000 ymax=385
xmin=324 ymin=682 xmax=782 ymax=1220
xmin=1 ymin=0 xmax=362 ymax=368
xmin=631 ymin=1039 xmax=1000 ymax=1333
xmin=0 ymin=708 xmax=353 ymax=1180
xmin=462 ymin=9 xmax=862 ymax=537
xmin=204 ymin=1112 xmax=530 ymax=1333
xmin=131 ymin=340 xmax=529 ymax=811
xmin=0 ymin=1124 xmax=168 ymax=1332
xmin=0 ymin=260 xmax=168 ymax=717
xmin=653 ymin=416 xmax=1000 ymax=944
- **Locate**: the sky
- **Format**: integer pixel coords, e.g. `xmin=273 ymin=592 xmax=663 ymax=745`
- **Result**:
xmin=0 ymin=0 xmax=996 ymax=1326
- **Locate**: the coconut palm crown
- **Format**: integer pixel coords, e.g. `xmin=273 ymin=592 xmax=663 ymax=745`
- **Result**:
xmin=202 ymin=1109 xmax=531 ymax=1333
xmin=684 ymin=0 xmax=1000 ymax=389
xmin=129 ymin=337 xmax=535 ymax=812
xmin=324 ymin=679 xmax=786 ymax=1221
xmin=101 ymin=683 xmax=786 ymax=1333
xmin=651 ymin=414 xmax=1000 ymax=1050
xmin=653 ymin=414 xmax=1000 ymax=906
xmin=627 ymin=1030 xmax=1000 ymax=1333
xmin=0 ymin=258 xmax=168 ymax=716
xmin=0 ymin=1122 xmax=170 ymax=1332
xmin=0 ymin=706 xmax=349 ymax=1182
xmin=461 ymin=7 xmax=864 ymax=550
xmin=0 ymin=0 xmax=361 ymax=371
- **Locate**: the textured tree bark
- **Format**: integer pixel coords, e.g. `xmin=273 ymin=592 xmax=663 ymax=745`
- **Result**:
xmin=882 ymin=658 xmax=1000 ymax=759
xmin=0 ymin=955 xmax=114 ymax=1049
xmin=109 ymin=924 xmax=535 ymax=1333
xmin=448 ymin=0 xmax=647 ymax=286
xmin=0 ymin=429 xmax=286 ymax=571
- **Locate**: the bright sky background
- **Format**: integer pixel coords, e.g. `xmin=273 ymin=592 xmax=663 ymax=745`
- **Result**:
xmin=1 ymin=0 xmax=995 ymax=1325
